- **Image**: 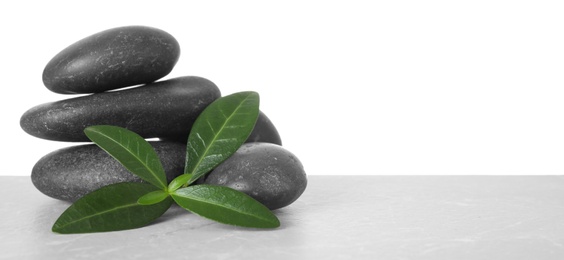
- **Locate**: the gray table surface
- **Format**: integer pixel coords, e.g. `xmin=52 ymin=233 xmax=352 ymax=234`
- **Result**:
xmin=1 ymin=175 xmax=563 ymax=259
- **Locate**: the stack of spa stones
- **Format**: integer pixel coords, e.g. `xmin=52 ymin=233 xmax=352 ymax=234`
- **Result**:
xmin=20 ymin=26 xmax=301 ymax=209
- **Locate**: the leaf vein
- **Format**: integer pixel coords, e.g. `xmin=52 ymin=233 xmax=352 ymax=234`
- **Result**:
xmin=91 ymin=129 xmax=167 ymax=189
xmin=56 ymin=202 xmax=139 ymax=230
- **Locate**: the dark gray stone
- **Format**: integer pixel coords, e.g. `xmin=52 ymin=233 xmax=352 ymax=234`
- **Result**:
xmin=246 ymin=111 xmax=282 ymax=145
xmin=160 ymin=111 xmax=282 ymax=145
xmin=20 ymin=76 xmax=221 ymax=142
xmin=43 ymin=25 xmax=180 ymax=94
xmin=31 ymin=141 xmax=185 ymax=202
xmin=203 ymin=143 xmax=307 ymax=210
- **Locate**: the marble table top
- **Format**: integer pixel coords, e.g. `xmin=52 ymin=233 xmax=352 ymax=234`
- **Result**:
xmin=1 ymin=175 xmax=563 ymax=259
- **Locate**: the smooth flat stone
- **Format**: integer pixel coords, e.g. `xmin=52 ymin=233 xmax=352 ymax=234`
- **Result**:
xmin=31 ymin=141 xmax=185 ymax=202
xmin=245 ymin=111 xmax=282 ymax=145
xmin=21 ymin=76 xmax=221 ymax=142
xmin=203 ymin=142 xmax=307 ymax=210
xmin=43 ymin=25 xmax=180 ymax=94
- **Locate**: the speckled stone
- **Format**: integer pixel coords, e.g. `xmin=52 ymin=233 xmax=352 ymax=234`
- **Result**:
xmin=246 ymin=111 xmax=282 ymax=145
xmin=203 ymin=142 xmax=307 ymax=210
xmin=43 ymin=25 xmax=180 ymax=94
xmin=160 ymin=111 xmax=282 ymax=145
xmin=20 ymin=76 xmax=221 ymax=142
xmin=31 ymin=141 xmax=185 ymax=202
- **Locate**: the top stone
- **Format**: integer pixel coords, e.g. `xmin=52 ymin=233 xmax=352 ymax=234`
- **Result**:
xmin=42 ymin=26 xmax=180 ymax=94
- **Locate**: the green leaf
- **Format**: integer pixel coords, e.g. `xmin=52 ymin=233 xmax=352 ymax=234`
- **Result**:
xmin=168 ymin=174 xmax=193 ymax=192
xmin=185 ymin=91 xmax=260 ymax=184
xmin=137 ymin=190 xmax=169 ymax=205
xmin=171 ymin=185 xmax=280 ymax=228
xmin=84 ymin=125 xmax=168 ymax=190
xmin=52 ymin=183 xmax=172 ymax=234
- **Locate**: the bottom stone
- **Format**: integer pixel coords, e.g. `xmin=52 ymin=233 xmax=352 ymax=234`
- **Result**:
xmin=32 ymin=141 xmax=185 ymax=201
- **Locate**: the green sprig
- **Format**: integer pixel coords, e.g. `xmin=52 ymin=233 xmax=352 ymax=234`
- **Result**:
xmin=52 ymin=91 xmax=280 ymax=234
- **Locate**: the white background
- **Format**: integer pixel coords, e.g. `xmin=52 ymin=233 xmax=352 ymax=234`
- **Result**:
xmin=2 ymin=0 xmax=563 ymax=176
